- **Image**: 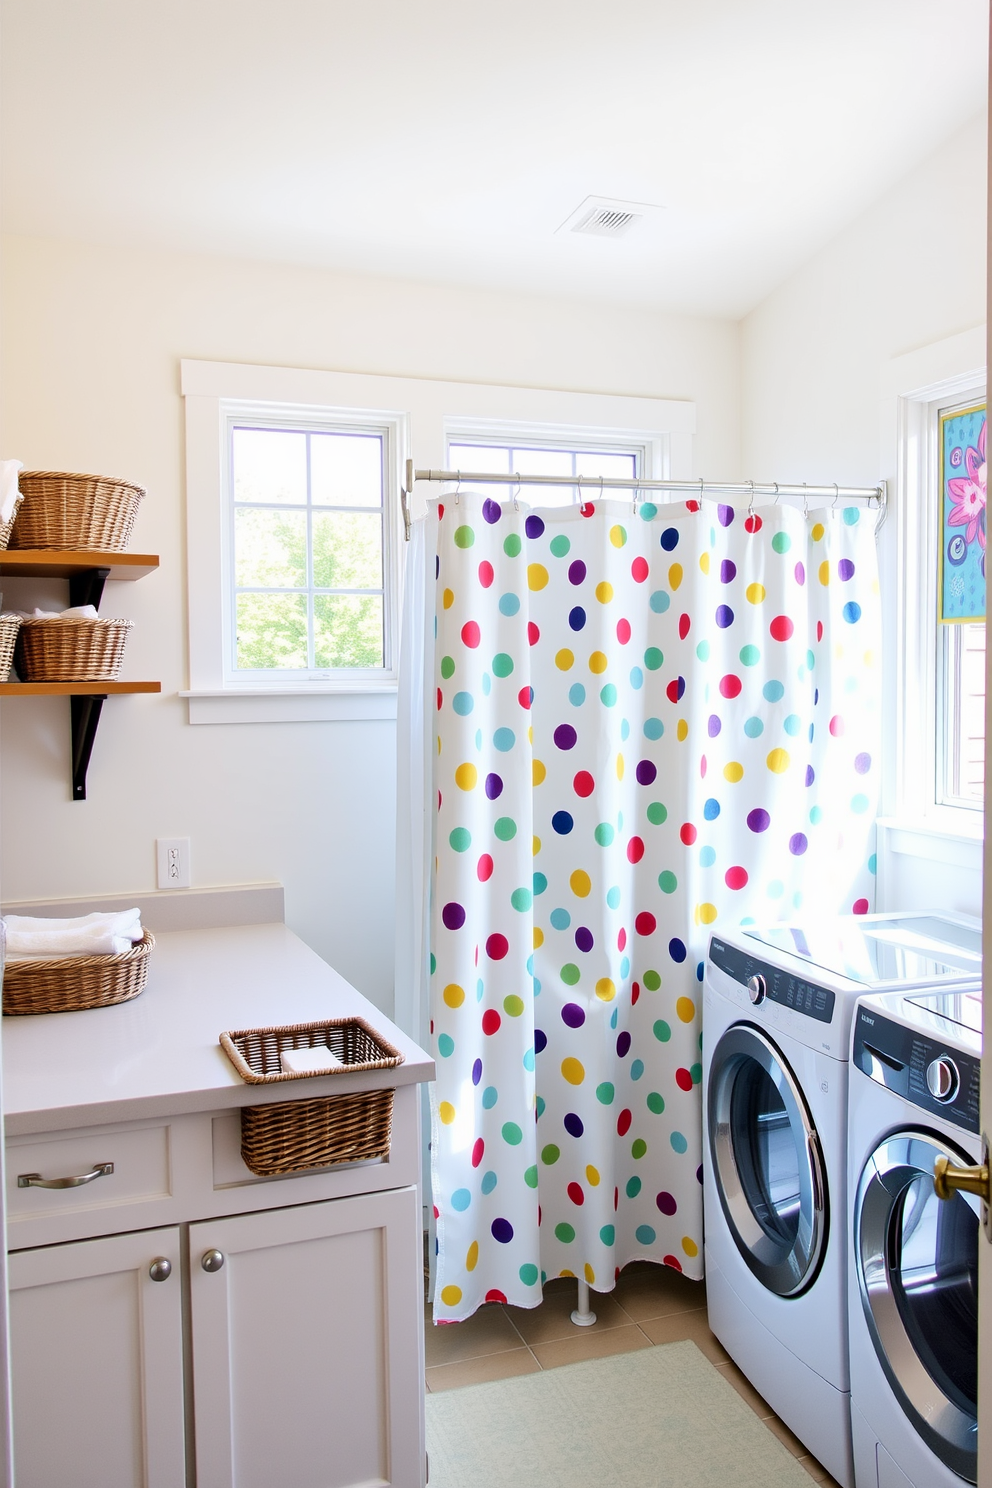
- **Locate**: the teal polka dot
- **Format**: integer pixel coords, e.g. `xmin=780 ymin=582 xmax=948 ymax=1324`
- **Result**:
xmin=843 ymin=506 xmax=860 ymax=525
xmin=600 ymin=1224 xmax=616 ymax=1245
xmin=503 ymin=533 xmax=522 ymax=556
xmin=555 ymin=1222 xmax=576 ymax=1243
xmin=744 ymin=717 xmax=764 ymax=738
xmin=649 ymin=591 xmax=670 ymax=614
xmin=550 ymin=908 xmax=571 ymax=929
xmin=481 ymin=1170 xmax=498 ymax=1194
xmin=453 ymin=692 xmax=474 ymax=715
xmin=696 ymin=640 xmax=710 ymax=662
xmin=771 ymin=531 xmax=792 ymax=553
xmin=494 ymin=817 xmax=517 ymax=840
xmin=806 ymin=649 xmax=815 ymax=670
xmin=620 ymin=718 xmax=630 ymax=741
xmin=639 ymin=503 xmax=657 ymax=520
xmin=644 ymin=717 xmax=664 ymax=740
xmin=549 ymin=535 xmax=571 ymax=557
xmin=451 ymin=1188 xmax=471 ymax=1209
xmin=430 ymin=953 xmax=436 ymax=973
xmin=569 ymin=683 xmax=586 ymax=706
xmin=482 ymin=1086 xmax=498 ymax=1109
xmin=763 ymin=680 xmax=785 ymax=702
xmin=454 ymin=525 xmax=475 ymax=548
xmin=868 ymin=853 xmax=877 ymax=875
xmin=630 ymin=1059 xmax=644 ymax=1080
xmin=438 ymin=1034 xmax=454 ymax=1057
xmin=606 ymin=886 xmax=621 ymax=909
xmin=647 ymin=802 xmax=668 ymax=826
xmin=494 ymin=728 xmax=516 ymax=752
xmin=670 ymin=1131 xmax=688 ymax=1154
xmin=492 ymin=652 xmax=514 ymax=677
xmin=524 ymin=1166 xmax=539 ymax=1189
xmin=498 ymin=593 xmax=520 ymax=616
xmin=768 ymin=879 xmax=784 ymax=899
xmin=646 ymin=1091 xmax=665 ymax=1114
xmin=809 ymin=805 xmax=823 ymax=824
xmin=653 ymin=1020 xmax=671 ymax=1042
xmin=630 ymin=666 xmax=644 ymax=688
xmin=739 ymin=644 xmax=760 ymax=666
xmin=522 ymin=1048 xmax=535 ymax=1071
xmin=595 ymin=823 xmax=615 ymax=846
xmin=511 ymin=887 xmax=533 ymax=911
xmin=658 ymin=870 xmax=677 ymax=893
xmin=536 ymin=1096 xmax=546 ymax=1117
xmin=600 ymin=683 xmax=618 ymax=706
xmin=449 ymin=827 xmax=472 ymax=852
xmin=502 ymin=1122 xmax=523 ymax=1145
xmin=635 ymin=1224 xmax=657 ymax=1245
xmin=783 ymin=713 xmax=801 ymax=736
xmin=644 ymin=647 xmax=664 ymax=670
xmin=626 ymin=1175 xmax=642 ymax=1198
xmin=690 ymin=1063 xmax=702 ymax=1084
xmin=533 ymin=872 xmax=548 ymax=895
xmin=699 ymin=846 xmax=716 ymax=867
xmin=519 ymin=1262 xmax=539 ymax=1285
xmin=851 ymin=793 xmax=870 ymax=814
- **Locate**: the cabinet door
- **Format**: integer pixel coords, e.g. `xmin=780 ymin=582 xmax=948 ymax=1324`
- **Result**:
xmin=8 ymin=1226 xmax=186 ymax=1488
xmin=190 ymin=1186 xmax=425 ymax=1488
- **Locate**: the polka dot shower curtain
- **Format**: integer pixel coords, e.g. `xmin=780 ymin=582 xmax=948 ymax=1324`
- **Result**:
xmin=428 ymin=492 xmax=879 ymax=1322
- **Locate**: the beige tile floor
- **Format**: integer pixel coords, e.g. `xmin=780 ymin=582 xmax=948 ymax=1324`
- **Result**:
xmin=425 ymin=1262 xmax=842 ymax=1487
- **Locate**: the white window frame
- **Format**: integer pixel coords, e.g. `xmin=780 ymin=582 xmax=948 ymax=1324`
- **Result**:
xmin=443 ymin=417 xmax=664 ymax=489
xmin=181 ymin=359 xmax=694 ymax=724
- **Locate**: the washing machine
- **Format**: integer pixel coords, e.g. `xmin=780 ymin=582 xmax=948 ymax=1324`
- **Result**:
xmin=703 ymin=912 xmax=982 ymax=1488
xmin=848 ymin=986 xmax=983 ymax=1487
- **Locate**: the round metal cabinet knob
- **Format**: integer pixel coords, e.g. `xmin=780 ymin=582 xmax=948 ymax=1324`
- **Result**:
xmin=746 ymin=974 xmax=766 ymax=1005
xmin=148 ymin=1257 xmax=172 ymax=1283
xmin=201 ymin=1249 xmax=225 ymax=1273
xmin=926 ymin=1057 xmax=960 ymax=1104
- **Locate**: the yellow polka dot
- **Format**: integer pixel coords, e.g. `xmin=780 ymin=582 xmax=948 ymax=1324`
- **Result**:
xmin=682 ymin=1236 xmax=699 ymax=1259
xmin=589 ymin=650 xmax=608 ymax=674
xmin=669 ymin=562 xmax=683 ymax=590
xmin=766 ymin=747 xmax=790 ymax=773
xmin=533 ymin=926 xmax=544 ymax=949
xmin=699 ymin=552 xmax=710 ymax=575
xmin=676 ymin=718 xmax=688 ymax=741
xmin=561 ymin=1056 xmax=585 ymax=1085
xmin=812 ymin=522 xmax=825 ymax=542
xmin=609 ymin=524 xmax=626 ymax=548
xmin=818 ymin=560 xmax=830 ymax=586
xmin=555 ymin=648 xmax=574 ymax=671
xmin=527 ymin=563 xmax=549 ymax=591
xmin=533 ymin=758 xmax=547 ymax=786
xmin=595 ymin=581 xmax=614 ymax=603
xmin=584 ymin=1263 xmax=596 ymax=1284
xmin=528 ymin=726 xmax=533 ymax=744
xmin=696 ymin=903 xmax=718 ymax=925
xmin=864 ymin=650 xmax=874 ymax=667
xmin=443 ymin=983 xmax=465 ymax=1008
xmin=570 ymin=870 xmax=592 ymax=898
xmin=439 ymin=1102 xmax=456 ymax=1124
xmin=561 ymin=1268 xmax=576 ymax=1279
xmin=466 ymin=1243 xmax=478 ymax=1272
xmin=746 ymin=582 xmax=766 ymax=604
xmin=676 ymin=996 xmax=695 ymax=1023
xmin=533 ymin=836 xmax=541 ymax=856
xmin=871 ymin=578 xmax=880 ymax=595
xmin=440 ymin=1284 xmax=462 ymax=1305
xmin=616 ymin=753 xmax=625 ymax=780
xmin=724 ymin=761 xmax=744 ymax=782
xmin=437 ymin=736 xmax=442 ymax=755
xmin=455 ymin=763 xmax=478 ymax=790
xmin=443 ymin=588 xmax=455 ymax=609
xmin=586 ymin=1165 xmax=601 ymax=1187
xmin=595 ymin=977 xmax=616 ymax=1002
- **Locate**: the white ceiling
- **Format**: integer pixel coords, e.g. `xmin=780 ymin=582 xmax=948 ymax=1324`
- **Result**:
xmin=2 ymin=0 xmax=987 ymax=317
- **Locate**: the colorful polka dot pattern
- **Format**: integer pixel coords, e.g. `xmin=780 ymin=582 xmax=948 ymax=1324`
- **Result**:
xmin=429 ymin=494 xmax=879 ymax=1322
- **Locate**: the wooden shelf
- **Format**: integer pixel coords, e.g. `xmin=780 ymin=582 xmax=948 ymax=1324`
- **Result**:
xmin=0 ymin=682 xmax=161 ymax=696
xmin=0 ymin=550 xmax=159 ymax=580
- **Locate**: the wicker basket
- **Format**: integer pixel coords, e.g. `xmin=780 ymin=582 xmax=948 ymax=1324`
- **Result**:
xmin=15 ymin=616 xmax=132 ymax=682
xmin=0 ymin=615 xmax=21 ymax=680
xmin=220 ymin=1018 xmax=405 ymax=1177
xmin=2 ymin=930 xmax=155 ymax=1016
xmin=11 ymin=472 xmax=145 ymax=552
xmin=0 ymin=495 xmax=24 ymax=552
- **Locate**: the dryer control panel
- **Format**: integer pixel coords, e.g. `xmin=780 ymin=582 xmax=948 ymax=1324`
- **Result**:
xmin=708 ymin=937 xmax=835 ymax=1024
xmin=853 ymin=1006 xmax=981 ymax=1134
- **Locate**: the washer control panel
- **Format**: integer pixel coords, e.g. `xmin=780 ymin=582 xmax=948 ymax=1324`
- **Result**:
xmin=708 ymin=937 xmax=835 ymax=1024
xmin=853 ymin=1006 xmax=980 ymax=1134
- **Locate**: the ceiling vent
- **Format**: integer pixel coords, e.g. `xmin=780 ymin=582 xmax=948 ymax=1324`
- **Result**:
xmin=556 ymin=195 xmax=664 ymax=240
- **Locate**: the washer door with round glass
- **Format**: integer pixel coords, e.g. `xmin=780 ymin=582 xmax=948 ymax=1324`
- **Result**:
xmin=707 ymin=1023 xmax=827 ymax=1297
xmin=855 ymin=1131 xmax=979 ymax=1484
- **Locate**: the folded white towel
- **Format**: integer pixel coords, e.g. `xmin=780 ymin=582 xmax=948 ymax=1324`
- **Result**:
xmin=4 ymin=909 xmax=144 ymax=961
xmin=279 ymin=1045 xmax=344 ymax=1075
xmin=0 ymin=460 xmax=22 ymax=527
xmin=15 ymin=605 xmax=100 ymax=621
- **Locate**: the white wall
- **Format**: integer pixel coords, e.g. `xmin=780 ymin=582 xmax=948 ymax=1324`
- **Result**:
xmin=741 ymin=113 xmax=988 ymax=918
xmin=0 ymin=236 xmax=740 ymax=1013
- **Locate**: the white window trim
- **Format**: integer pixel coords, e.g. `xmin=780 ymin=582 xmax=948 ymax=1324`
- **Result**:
xmin=181 ymin=359 xmax=694 ymax=724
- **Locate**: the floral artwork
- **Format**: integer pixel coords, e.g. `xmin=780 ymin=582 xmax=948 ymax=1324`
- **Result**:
xmin=941 ymin=404 xmax=986 ymax=622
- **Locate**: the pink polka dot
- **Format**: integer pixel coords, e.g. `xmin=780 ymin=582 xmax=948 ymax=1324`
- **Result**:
xmin=477 ymin=854 xmax=494 ymax=882
xmin=518 ymin=686 xmax=533 ymax=709
xmin=574 ymin=770 xmax=595 ymax=797
xmin=478 ymin=561 xmax=494 ymax=588
xmin=744 ymin=513 xmax=762 ymax=533
xmin=816 ymin=620 xmax=823 ymax=641
xmin=678 ymin=613 xmax=691 ymax=640
xmin=852 ymin=897 xmax=870 ymax=915
xmin=680 ymin=822 xmax=697 ymax=845
xmin=472 ymin=1138 xmax=484 ymax=1168
xmin=725 ymin=866 xmax=749 ymax=890
xmin=616 ymin=618 xmax=631 ymax=645
xmin=700 ymin=755 xmax=707 ymax=778
xmin=485 ymin=1289 xmax=508 ymax=1303
xmin=631 ymin=556 xmax=649 ymax=583
xmin=528 ymin=622 xmax=540 ymax=646
xmin=617 ymin=927 xmax=627 ymax=951
xmin=462 ymin=621 xmax=481 ymax=648
xmin=635 ymin=911 xmax=657 ymax=935
xmin=829 ymin=715 xmax=845 ymax=737
xmin=769 ymin=615 xmax=794 ymax=642
xmin=486 ymin=933 xmax=509 ymax=960
xmin=719 ymin=674 xmax=742 ymax=699
xmin=482 ymin=1009 xmax=502 ymax=1036
xmin=627 ymin=836 xmax=645 ymax=864
xmin=580 ymin=502 xmax=596 ymax=518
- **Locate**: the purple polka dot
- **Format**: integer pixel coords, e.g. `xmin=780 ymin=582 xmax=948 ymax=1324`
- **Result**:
xmin=482 ymin=498 xmax=502 ymax=524
xmin=696 ymin=1165 xmax=703 ymax=1186
xmin=669 ymin=938 xmax=687 ymax=963
xmin=854 ymin=752 xmax=871 ymax=774
xmin=472 ymin=1058 xmax=483 ymax=1085
xmin=485 ymin=772 xmax=504 ymax=800
xmin=575 ymin=926 xmax=595 ymax=953
xmin=636 ymin=759 xmax=657 ymax=786
xmin=708 ymin=714 xmax=722 ymax=737
xmin=534 ymin=1027 xmax=548 ymax=1054
xmin=568 ymin=560 xmax=587 ymax=586
xmin=718 ymin=504 xmax=734 ymax=527
xmin=562 ymin=1003 xmax=586 ymax=1028
xmin=442 ymin=901 xmax=466 ymax=929
xmin=554 ymin=724 xmax=578 ymax=750
xmin=794 ymin=561 xmax=805 ymax=585
xmin=805 ymin=765 xmax=815 ymax=787
xmin=746 ymin=809 xmax=770 ymax=833
xmin=789 ymin=833 xmax=808 ymax=855
xmin=616 ymin=1031 xmax=632 ymax=1058
xmin=656 ymin=1191 xmax=678 ymax=1216
xmin=720 ymin=559 xmax=737 ymax=584
xmin=525 ymin=514 xmax=545 ymax=539
xmin=838 ymin=558 xmax=855 ymax=581
xmin=564 ymin=1112 xmax=585 ymax=1138
xmin=715 ymin=604 xmax=734 ymax=628
xmin=491 ymin=1218 xmax=514 ymax=1243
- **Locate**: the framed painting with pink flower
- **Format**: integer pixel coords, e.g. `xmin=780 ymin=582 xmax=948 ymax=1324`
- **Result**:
xmin=940 ymin=402 xmax=986 ymax=622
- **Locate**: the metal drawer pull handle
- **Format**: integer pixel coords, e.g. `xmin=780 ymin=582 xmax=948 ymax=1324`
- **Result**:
xmin=934 ymin=1154 xmax=990 ymax=1204
xmin=17 ymin=1161 xmax=114 ymax=1190
xmin=201 ymin=1249 xmax=225 ymax=1273
xmin=148 ymin=1258 xmax=172 ymax=1282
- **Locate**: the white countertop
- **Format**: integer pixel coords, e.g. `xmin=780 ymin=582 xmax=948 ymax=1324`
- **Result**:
xmin=2 ymin=923 xmax=435 ymax=1135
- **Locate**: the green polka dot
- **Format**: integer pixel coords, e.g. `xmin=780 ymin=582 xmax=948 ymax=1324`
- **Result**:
xmin=646 ymin=802 xmax=668 ymax=826
xmin=653 ymin=1019 xmax=672 ymax=1042
xmin=492 ymin=652 xmax=514 ymax=677
xmin=643 ymin=970 xmax=661 ymax=991
xmin=690 ymin=1063 xmax=702 ymax=1084
xmin=549 ymin=535 xmax=571 ymax=558
xmin=524 ymin=1166 xmax=539 ymax=1189
xmin=510 ymin=887 xmax=533 ymax=911
xmin=542 ymin=1144 xmax=561 ymax=1165
xmin=647 ymin=1091 xmax=665 ymax=1114
xmin=631 ymin=1138 xmax=647 ymax=1159
xmin=449 ymin=827 xmax=472 ymax=852
xmin=771 ymin=531 xmax=791 ymax=554
xmin=596 ymin=1082 xmax=615 ymax=1105
xmin=430 ymin=953 xmax=436 ymax=974
xmin=494 ymin=817 xmax=517 ymax=841
xmin=658 ymin=870 xmax=677 ymax=893
xmin=644 ymin=647 xmax=664 ymax=670
xmin=440 ymin=655 xmax=455 ymax=679
xmin=600 ymin=1224 xmax=616 ymax=1245
xmin=595 ymin=823 xmax=615 ymax=846
xmin=502 ymin=1122 xmax=523 ymax=1146
xmin=519 ymin=1262 xmax=539 ymax=1285
xmin=600 ymin=684 xmax=618 ymax=706
xmin=696 ymin=640 xmax=710 ymax=662
xmin=554 ymin=1222 xmax=576 ymax=1244
xmin=503 ymin=995 xmax=525 ymax=1017
xmin=454 ymin=525 xmax=475 ymax=548
xmin=561 ymin=963 xmax=580 ymax=985
xmin=739 ymin=644 xmax=760 ymax=666
xmin=504 ymin=533 xmax=522 ymax=557
xmin=626 ymin=1175 xmax=642 ymax=1198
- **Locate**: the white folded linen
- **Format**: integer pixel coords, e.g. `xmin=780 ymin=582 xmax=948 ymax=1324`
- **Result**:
xmin=0 ymin=460 xmax=22 ymax=527
xmin=279 ymin=1045 xmax=344 ymax=1075
xmin=15 ymin=605 xmax=100 ymax=621
xmin=4 ymin=909 xmax=144 ymax=961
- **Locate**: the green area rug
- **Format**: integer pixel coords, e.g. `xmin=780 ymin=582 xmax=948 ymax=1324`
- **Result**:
xmin=425 ymin=1341 xmax=815 ymax=1488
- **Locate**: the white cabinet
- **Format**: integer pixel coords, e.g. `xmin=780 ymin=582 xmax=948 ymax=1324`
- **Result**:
xmin=8 ymin=1226 xmax=186 ymax=1488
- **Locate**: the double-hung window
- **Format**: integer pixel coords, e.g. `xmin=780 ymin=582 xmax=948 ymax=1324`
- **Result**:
xmin=445 ymin=431 xmax=646 ymax=506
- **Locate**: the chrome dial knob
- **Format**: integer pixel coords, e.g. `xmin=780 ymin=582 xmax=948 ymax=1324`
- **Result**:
xmin=746 ymin=974 xmax=766 ymax=1005
xmin=926 ymin=1056 xmax=960 ymax=1104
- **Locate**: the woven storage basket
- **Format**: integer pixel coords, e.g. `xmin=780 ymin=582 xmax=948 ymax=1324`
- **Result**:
xmin=15 ymin=616 xmax=132 ymax=682
xmin=0 ymin=495 xmax=23 ymax=552
xmin=220 ymin=1017 xmax=405 ymax=1177
xmin=0 ymin=615 xmax=21 ymax=680
xmin=11 ymin=471 xmax=145 ymax=551
xmin=2 ymin=930 xmax=155 ymax=1016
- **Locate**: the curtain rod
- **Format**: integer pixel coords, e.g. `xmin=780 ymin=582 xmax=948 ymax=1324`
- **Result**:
xmin=399 ymin=460 xmax=887 ymax=540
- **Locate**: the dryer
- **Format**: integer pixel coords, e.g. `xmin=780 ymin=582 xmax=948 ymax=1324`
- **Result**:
xmin=848 ymin=987 xmax=983 ymax=1487
xmin=702 ymin=912 xmax=981 ymax=1488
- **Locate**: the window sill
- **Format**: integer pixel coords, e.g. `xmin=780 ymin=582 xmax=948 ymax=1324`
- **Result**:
xmin=875 ymin=815 xmax=984 ymax=871
xmin=180 ymin=687 xmax=398 ymax=725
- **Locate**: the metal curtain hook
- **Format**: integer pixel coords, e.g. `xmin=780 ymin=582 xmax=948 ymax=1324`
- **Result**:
xmin=454 ymin=470 xmax=462 ymax=504
xmin=773 ymin=482 xmax=781 ymax=506
xmin=599 ymin=475 xmax=605 ymax=501
xmin=512 ymin=473 xmax=521 ymax=512
xmin=747 ymin=480 xmax=755 ymax=519
xmin=803 ymin=483 xmax=809 ymax=520
xmin=832 ymin=482 xmax=840 ymax=509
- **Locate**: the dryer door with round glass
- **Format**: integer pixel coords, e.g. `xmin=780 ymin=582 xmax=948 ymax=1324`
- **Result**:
xmin=855 ymin=1131 xmax=979 ymax=1484
xmin=707 ymin=1023 xmax=827 ymax=1297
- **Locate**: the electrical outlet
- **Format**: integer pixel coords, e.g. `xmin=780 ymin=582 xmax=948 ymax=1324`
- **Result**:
xmin=156 ymin=838 xmax=191 ymax=890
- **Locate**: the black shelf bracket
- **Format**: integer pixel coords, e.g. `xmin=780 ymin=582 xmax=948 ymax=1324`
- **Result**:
xmin=71 ymin=694 xmax=107 ymax=801
xmin=68 ymin=566 xmax=111 ymax=610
